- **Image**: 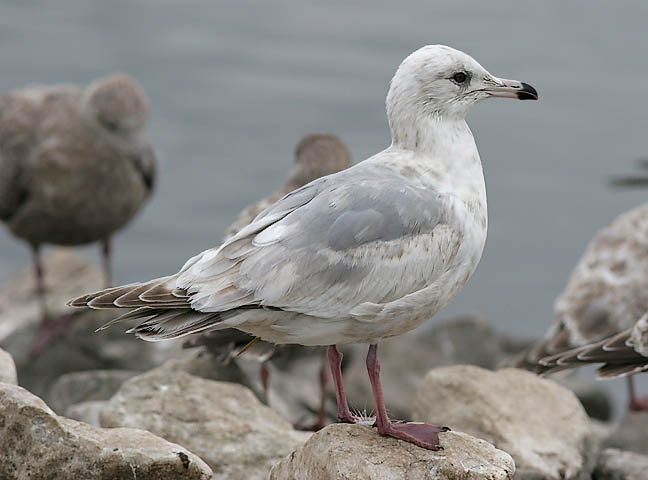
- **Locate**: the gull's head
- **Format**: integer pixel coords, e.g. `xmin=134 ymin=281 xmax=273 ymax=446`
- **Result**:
xmin=83 ymin=73 xmax=149 ymax=136
xmin=286 ymin=133 xmax=353 ymax=189
xmin=387 ymin=45 xmax=537 ymax=125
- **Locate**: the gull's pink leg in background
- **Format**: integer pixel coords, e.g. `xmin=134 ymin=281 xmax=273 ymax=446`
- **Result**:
xmin=327 ymin=345 xmax=357 ymax=423
xmin=627 ymin=376 xmax=648 ymax=411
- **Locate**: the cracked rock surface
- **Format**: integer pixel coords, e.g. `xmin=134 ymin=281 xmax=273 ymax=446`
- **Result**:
xmin=270 ymin=423 xmax=515 ymax=480
xmin=413 ymin=365 xmax=598 ymax=480
xmin=101 ymin=368 xmax=310 ymax=479
xmin=0 ymin=382 xmax=212 ymax=479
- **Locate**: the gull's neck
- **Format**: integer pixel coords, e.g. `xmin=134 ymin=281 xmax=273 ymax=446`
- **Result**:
xmin=389 ymin=115 xmax=484 ymax=188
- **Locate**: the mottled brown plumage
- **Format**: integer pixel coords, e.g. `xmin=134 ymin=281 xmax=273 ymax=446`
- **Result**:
xmin=0 ymin=73 xmax=155 ymax=246
xmin=224 ymin=133 xmax=352 ymax=239
xmin=517 ymin=203 xmax=648 ymax=409
xmin=0 ymin=73 xmax=155 ymax=351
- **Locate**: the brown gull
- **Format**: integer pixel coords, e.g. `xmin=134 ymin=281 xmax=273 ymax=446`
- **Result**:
xmin=0 ymin=73 xmax=155 ymax=351
xmin=518 ymin=203 xmax=648 ymax=411
xmin=186 ymin=133 xmax=352 ymax=428
xmin=69 ymin=45 xmax=537 ymax=450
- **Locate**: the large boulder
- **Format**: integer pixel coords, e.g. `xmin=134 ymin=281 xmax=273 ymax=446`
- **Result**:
xmin=100 ymin=368 xmax=309 ymax=479
xmin=0 ymin=382 xmax=212 ymax=479
xmin=0 ymin=249 xmax=179 ymax=397
xmin=270 ymin=423 xmax=515 ymax=480
xmin=0 ymin=347 xmax=17 ymax=384
xmin=593 ymin=448 xmax=648 ymax=480
xmin=413 ymin=366 xmax=598 ymax=480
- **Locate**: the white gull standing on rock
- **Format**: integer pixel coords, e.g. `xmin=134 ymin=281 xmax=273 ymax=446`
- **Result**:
xmin=69 ymin=45 xmax=537 ymax=450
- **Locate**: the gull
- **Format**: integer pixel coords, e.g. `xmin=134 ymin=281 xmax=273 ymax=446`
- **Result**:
xmin=518 ymin=203 xmax=648 ymax=411
xmin=224 ymin=133 xmax=352 ymax=239
xmin=538 ymin=314 xmax=648 ymax=410
xmin=69 ymin=45 xmax=537 ymax=450
xmin=186 ymin=132 xmax=352 ymax=428
xmin=0 ymin=73 xmax=155 ymax=352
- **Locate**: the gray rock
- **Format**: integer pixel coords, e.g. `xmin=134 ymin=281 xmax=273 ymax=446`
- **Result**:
xmin=413 ymin=366 xmax=598 ymax=480
xmin=46 ymin=369 xmax=137 ymax=414
xmin=0 ymin=347 xmax=17 ymax=384
xmin=270 ymin=423 xmax=515 ymax=480
xmin=101 ymin=368 xmax=310 ymax=480
xmin=603 ymin=411 xmax=648 ymax=455
xmin=0 ymin=382 xmax=212 ymax=479
xmin=64 ymin=400 xmax=107 ymax=427
xmin=417 ymin=314 xmax=504 ymax=369
xmin=0 ymin=249 xmax=179 ymax=398
xmin=594 ymin=448 xmax=648 ymax=480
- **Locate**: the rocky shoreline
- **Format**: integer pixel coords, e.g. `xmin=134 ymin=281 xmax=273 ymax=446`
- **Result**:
xmin=1 ymin=250 xmax=646 ymax=479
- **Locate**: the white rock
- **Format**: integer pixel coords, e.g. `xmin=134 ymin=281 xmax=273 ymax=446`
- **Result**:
xmin=100 ymin=368 xmax=310 ymax=480
xmin=413 ymin=366 xmax=598 ymax=480
xmin=270 ymin=423 xmax=515 ymax=480
xmin=0 ymin=347 xmax=17 ymax=384
xmin=594 ymin=448 xmax=648 ymax=480
xmin=0 ymin=382 xmax=212 ymax=479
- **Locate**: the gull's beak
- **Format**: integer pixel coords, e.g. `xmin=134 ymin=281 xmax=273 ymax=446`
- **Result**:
xmin=483 ymin=78 xmax=538 ymax=100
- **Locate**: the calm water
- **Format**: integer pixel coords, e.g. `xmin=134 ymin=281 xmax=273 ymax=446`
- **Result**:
xmin=1 ymin=1 xmax=647 ymax=408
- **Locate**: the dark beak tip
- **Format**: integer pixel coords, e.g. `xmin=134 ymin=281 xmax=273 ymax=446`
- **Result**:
xmin=517 ymin=82 xmax=539 ymax=101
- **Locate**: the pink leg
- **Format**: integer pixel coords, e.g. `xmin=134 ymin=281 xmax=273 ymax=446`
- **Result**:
xmin=28 ymin=245 xmax=80 ymax=357
xmin=316 ymin=351 xmax=330 ymax=426
xmin=32 ymin=245 xmax=47 ymax=323
xmin=328 ymin=345 xmax=357 ymax=423
xmin=259 ymin=361 xmax=270 ymax=403
xmin=295 ymin=350 xmax=330 ymax=431
xmin=366 ymin=343 xmax=449 ymax=450
xmin=627 ymin=376 xmax=648 ymax=411
xmin=101 ymin=238 xmax=113 ymax=288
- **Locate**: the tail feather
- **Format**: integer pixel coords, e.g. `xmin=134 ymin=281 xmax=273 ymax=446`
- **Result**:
xmin=128 ymin=311 xmax=225 ymax=341
xmin=597 ymin=363 xmax=648 ymax=379
xmin=509 ymin=327 xmax=571 ymax=372
xmin=536 ymin=328 xmax=648 ymax=380
xmin=68 ymin=276 xmax=190 ymax=310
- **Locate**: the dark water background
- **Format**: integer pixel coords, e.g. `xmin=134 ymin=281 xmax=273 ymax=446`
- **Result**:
xmin=1 ymin=0 xmax=647 ymax=411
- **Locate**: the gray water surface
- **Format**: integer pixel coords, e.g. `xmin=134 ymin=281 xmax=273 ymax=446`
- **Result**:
xmin=1 ymin=0 xmax=647 ymax=409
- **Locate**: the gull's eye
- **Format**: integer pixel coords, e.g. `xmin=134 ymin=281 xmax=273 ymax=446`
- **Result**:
xmin=452 ymin=72 xmax=468 ymax=84
xmin=99 ymin=116 xmax=120 ymax=133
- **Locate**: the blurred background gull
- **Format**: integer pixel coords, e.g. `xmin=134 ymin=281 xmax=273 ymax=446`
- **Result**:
xmin=0 ymin=0 xmax=647 ymax=416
